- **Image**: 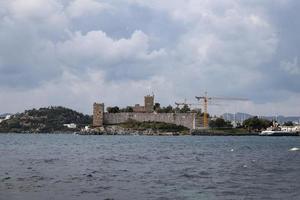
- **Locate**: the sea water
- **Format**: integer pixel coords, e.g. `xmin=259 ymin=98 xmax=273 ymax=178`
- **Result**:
xmin=1 ymin=134 xmax=300 ymax=200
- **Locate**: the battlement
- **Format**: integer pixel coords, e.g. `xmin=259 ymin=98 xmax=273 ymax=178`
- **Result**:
xmin=93 ymin=94 xmax=204 ymax=129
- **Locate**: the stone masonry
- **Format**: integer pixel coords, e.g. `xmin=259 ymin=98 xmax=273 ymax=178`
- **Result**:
xmin=93 ymin=103 xmax=203 ymax=129
xmin=104 ymin=112 xmax=196 ymax=129
xmin=132 ymin=94 xmax=154 ymax=113
xmin=93 ymin=95 xmax=204 ymax=129
xmin=144 ymin=95 xmax=154 ymax=112
xmin=93 ymin=103 xmax=104 ymax=127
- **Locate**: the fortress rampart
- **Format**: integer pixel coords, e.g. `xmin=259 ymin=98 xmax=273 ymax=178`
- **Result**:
xmin=104 ymin=112 xmax=196 ymax=129
xmin=93 ymin=95 xmax=204 ymax=129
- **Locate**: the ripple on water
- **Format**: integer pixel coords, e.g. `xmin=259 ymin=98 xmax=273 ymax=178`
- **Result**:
xmin=1 ymin=135 xmax=300 ymax=200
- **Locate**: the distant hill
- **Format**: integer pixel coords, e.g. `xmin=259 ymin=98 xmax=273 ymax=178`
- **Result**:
xmin=261 ymin=115 xmax=300 ymax=124
xmin=222 ymin=113 xmax=252 ymax=122
xmin=222 ymin=113 xmax=300 ymax=124
xmin=0 ymin=106 xmax=92 ymax=133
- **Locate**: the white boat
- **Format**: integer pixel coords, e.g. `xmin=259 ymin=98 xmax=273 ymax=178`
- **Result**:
xmin=260 ymin=130 xmax=299 ymax=136
xmin=260 ymin=121 xmax=300 ymax=136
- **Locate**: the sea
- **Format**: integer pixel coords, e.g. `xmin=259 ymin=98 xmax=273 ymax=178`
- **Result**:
xmin=0 ymin=134 xmax=300 ymax=200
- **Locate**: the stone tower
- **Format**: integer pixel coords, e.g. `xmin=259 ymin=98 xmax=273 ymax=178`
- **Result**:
xmin=144 ymin=95 xmax=154 ymax=113
xmin=93 ymin=103 xmax=104 ymax=127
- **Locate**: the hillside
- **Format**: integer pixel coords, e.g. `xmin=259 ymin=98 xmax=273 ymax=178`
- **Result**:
xmin=222 ymin=112 xmax=300 ymax=124
xmin=119 ymin=119 xmax=189 ymax=133
xmin=0 ymin=106 xmax=92 ymax=133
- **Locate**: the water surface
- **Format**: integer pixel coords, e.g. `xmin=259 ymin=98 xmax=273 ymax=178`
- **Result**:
xmin=1 ymin=134 xmax=300 ymax=200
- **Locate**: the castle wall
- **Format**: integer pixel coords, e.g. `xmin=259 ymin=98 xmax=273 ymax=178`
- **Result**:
xmin=103 ymin=112 xmax=196 ymax=129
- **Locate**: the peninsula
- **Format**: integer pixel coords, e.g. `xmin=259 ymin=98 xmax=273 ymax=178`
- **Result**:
xmin=1 ymin=94 xmax=299 ymax=135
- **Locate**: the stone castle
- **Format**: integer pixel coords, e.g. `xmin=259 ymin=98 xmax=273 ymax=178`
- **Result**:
xmin=93 ymin=95 xmax=203 ymax=130
xmin=132 ymin=95 xmax=154 ymax=113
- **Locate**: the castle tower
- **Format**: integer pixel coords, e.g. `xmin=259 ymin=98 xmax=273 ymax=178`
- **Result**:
xmin=93 ymin=103 xmax=104 ymax=127
xmin=144 ymin=95 xmax=154 ymax=113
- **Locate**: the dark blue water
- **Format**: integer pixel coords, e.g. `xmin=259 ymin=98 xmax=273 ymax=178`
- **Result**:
xmin=0 ymin=134 xmax=300 ymax=200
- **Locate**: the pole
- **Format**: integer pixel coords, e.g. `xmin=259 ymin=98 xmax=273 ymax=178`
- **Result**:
xmin=204 ymin=98 xmax=208 ymax=128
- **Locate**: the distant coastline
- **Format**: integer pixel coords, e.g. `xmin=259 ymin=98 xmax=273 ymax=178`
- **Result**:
xmin=1 ymin=105 xmax=299 ymax=136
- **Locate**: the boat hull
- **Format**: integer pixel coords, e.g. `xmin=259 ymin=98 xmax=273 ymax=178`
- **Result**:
xmin=259 ymin=131 xmax=300 ymax=136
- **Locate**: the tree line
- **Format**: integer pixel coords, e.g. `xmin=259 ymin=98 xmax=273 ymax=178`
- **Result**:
xmin=209 ymin=116 xmax=295 ymax=131
xmin=106 ymin=103 xmax=194 ymax=113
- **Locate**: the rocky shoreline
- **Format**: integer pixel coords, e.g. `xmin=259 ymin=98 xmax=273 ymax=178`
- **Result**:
xmin=4 ymin=125 xmax=294 ymax=136
xmin=77 ymin=125 xmax=258 ymax=136
xmin=78 ymin=125 xmax=187 ymax=136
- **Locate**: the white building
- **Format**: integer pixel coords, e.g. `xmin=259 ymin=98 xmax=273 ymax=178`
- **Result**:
xmin=63 ymin=123 xmax=77 ymax=129
xmin=0 ymin=115 xmax=11 ymax=123
xmin=280 ymin=125 xmax=300 ymax=132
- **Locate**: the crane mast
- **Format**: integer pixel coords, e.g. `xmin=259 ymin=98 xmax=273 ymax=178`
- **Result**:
xmin=203 ymin=97 xmax=208 ymax=128
xmin=196 ymin=93 xmax=248 ymax=128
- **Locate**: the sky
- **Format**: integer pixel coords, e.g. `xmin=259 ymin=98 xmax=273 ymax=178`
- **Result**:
xmin=0 ymin=0 xmax=300 ymax=116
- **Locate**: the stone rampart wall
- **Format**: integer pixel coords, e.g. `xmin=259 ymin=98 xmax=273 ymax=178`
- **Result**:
xmin=103 ymin=113 xmax=196 ymax=129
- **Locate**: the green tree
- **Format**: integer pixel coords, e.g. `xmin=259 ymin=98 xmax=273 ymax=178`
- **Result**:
xmin=0 ymin=106 xmax=92 ymax=133
xmin=174 ymin=107 xmax=181 ymax=113
xmin=283 ymin=121 xmax=294 ymax=126
xmin=120 ymin=106 xmax=133 ymax=113
xmin=209 ymin=118 xmax=232 ymax=128
xmin=180 ymin=104 xmax=191 ymax=113
xmin=107 ymin=106 xmax=120 ymax=113
xmin=153 ymin=103 xmax=161 ymax=111
xmin=158 ymin=105 xmax=174 ymax=113
xmin=165 ymin=105 xmax=173 ymax=113
xmin=243 ymin=116 xmax=271 ymax=131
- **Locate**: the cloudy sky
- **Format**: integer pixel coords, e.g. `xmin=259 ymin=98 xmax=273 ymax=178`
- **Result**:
xmin=0 ymin=0 xmax=300 ymax=116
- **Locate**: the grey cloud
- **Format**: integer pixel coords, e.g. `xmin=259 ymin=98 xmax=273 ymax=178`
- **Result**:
xmin=68 ymin=3 xmax=185 ymax=50
xmin=0 ymin=0 xmax=300 ymax=115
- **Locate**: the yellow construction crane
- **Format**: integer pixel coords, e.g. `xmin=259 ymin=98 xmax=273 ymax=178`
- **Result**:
xmin=195 ymin=92 xmax=248 ymax=128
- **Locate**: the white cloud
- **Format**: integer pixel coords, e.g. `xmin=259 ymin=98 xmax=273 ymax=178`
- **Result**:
xmin=128 ymin=0 xmax=278 ymax=68
xmin=280 ymin=57 xmax=300 ymax=75
xmin=1 ymin=68 xmax=299 ymax=116
xmin=0 ymin=0 xmax=299 ymax=116
xmin=0 ymin=69 xmax=173 ymax=114
xmin=221 ymin=93 xmax=300 ymax=116
xmin=9 ymin=0 xmax=65 ymax=21
xmin=56 ymin=30 xmax=166 ymax=70
xmin=176 ymin=4 xmax=277 ymax=67
xmin=66 ymin=0 xmax=111 ymax=18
